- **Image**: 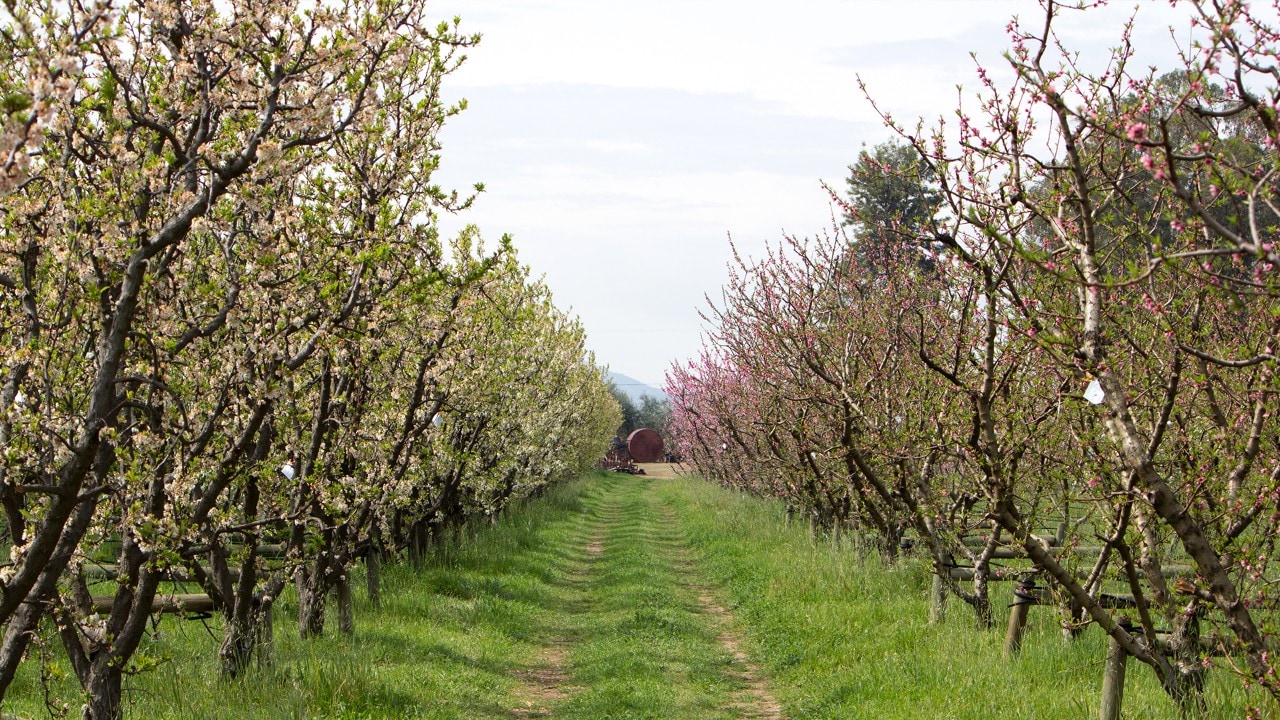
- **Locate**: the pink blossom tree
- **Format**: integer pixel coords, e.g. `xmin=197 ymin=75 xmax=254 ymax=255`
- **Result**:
xmin=672 ymin=0 xmax=1280 ymax=709
xmin=864 ymin=0 xmax=1280 ymax=706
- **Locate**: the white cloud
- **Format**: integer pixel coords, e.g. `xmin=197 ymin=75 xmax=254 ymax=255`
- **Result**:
xmin=425 ymin=0 xmax=1206 ymax=386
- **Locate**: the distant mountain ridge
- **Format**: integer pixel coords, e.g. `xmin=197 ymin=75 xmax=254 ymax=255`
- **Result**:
xmin=605 ymin=371 xmax=669 ymax=405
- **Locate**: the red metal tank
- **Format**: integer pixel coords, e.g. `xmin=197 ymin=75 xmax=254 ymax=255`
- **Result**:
xmin=626 ymin=428 xmax=664 ymax=463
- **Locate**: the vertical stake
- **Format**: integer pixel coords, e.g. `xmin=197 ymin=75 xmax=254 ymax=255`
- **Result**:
xmin=1004 ymin=577 xmax=1036 ymax=657
xmin=1099 ymin=633 xmax=1129 ymax=720
xmin=930 ymin=552 xmax=953 ymax=625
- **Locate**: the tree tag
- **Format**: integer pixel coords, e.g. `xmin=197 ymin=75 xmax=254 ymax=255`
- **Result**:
xmin=1084 ymin=379 xmax=1105 ymax=405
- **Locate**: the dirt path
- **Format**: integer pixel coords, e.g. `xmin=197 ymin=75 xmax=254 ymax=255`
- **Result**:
xmin=692 ymin=590 xmax=786 ymax=720
xmin=507 ymin=473 xmax=785 ymax=719
xmin=634 ymin=462 xmax=692 ymax=479
xmin=511 ymin=642 xmax=571 ymax=719
xmin=510 ymin=518 xmax=609 ymax=718
xmin=658 ymin=502 xmax=786 ymax=720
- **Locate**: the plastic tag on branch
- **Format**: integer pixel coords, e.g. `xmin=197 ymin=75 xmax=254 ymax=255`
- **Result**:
xmin=1084 ymin=379 xmax=1105 ymax=405
xmin=280 ymin=462 xmax=296 ymax=480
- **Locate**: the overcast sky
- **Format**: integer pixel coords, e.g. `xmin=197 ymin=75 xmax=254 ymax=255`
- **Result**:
xmin=428 ymin=1 xmax=1195 ymax=390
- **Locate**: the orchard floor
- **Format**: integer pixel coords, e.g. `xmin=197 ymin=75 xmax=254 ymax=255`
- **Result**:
xmin=5 ymin=472 xmax=1272 ymax=719
xmin=2 ymin=473 xmax=780 ymax=720
xmin=632 ymin=462 xmax=691 ymax=479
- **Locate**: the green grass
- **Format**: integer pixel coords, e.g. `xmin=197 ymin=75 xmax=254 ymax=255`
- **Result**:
xmin=2 ymin=478 xmax=599 ymax=720
xmin=0 ymin=474 xmax=755 ymax=720
xmin=4 ymin=472 xmax=1275 ymax=719
xmin=653 ymin=476 xmax=1280 ymax=720
xmin=554 ymin=474 xmax=742 ymax=720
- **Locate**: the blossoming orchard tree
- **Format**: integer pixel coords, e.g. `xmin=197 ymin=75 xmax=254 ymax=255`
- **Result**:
xmin=0 ymin=1 xmax=619 ymax=717
xmin=0 ymin=0 xmax=484 ymax=713
xmin=667 ymin=224 xmax=1062 ymax=628
xmin=0 ymin=2 xmax=114 ymax=196
xmin=671 ymin=0 xmax=1280 ymax=711
xmin=387 ymin=239 xmax=619 ymax=544
xmin=888 ymin=0 xmax=1280 ymax=706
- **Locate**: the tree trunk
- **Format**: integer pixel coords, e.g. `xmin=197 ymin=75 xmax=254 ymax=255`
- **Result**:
xmin=257 ymin=601 xmax=275 ymax=669
xmin=1161 ymin=610 xmax=1208 ymax=716
xmin=81 ymin=660 xmax=124 ymax=720
xmin=930 ymin=552 xmax=952 ymax=625
xmin=876 ymin=533 xmax=900 ymax=562
xmin=409 ymin=523 xmax=424 ymax=571
xmin=298 ymin=576 xmax=326 ymax=639
xmin=0 ymin=494 xmax=101 ymax=701
xmin=219 ymin=618 xmax=255 ymax=678
xmin=0 ymin=602 xmax=47 ymax=699
xmin=216 ymin=532 xmax=262 ymax=678
xmin=969 ymin=564 xmax=993 ymax=629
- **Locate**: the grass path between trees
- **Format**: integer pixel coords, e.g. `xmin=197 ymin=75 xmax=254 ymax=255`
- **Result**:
xmin=3 ymin=473 xmax=781 ymax=720
xmin=5 ymin=471 xmax=1274 ymax=718
xmin=509 ymin=471 xmax=782 ymax=719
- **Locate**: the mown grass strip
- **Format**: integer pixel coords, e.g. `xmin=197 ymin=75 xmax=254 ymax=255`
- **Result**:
xmin=654 ymin=476 xmax=1278 ymax=720
xmin=2 ymin=477 xmax=602 ymax=720
xmin=21 ymin=471 xmax=1256 ymax=720
xmin=553 ymin=473 xmax=751 ymax=720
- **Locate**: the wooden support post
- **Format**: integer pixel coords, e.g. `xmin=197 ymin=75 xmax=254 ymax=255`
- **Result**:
xmin=91 ymin=593 xmax=215 ymax=614
xmin=785 ymin=505 xmax=795 ymax=528
xmin=335 ymin=574 xmax=354 ymax=636
xmin=366 ymin=544 xmax=381 ymax=610
xmin=1003 ymin=578 xmax=1036 ymax=657
xmin=257 ymin=603 xmax=274 ymax=669
xmin=930 ymin=552 xmax=953 ymax=625
xmin=1099 ymin=634 xmax=1128 ymax=720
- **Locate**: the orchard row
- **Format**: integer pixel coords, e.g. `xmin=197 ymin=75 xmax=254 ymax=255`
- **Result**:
xmin=669 ymin=2 xmax=1280 ymax=715
xmin=0 ymin=2 xmax=618 ymax=718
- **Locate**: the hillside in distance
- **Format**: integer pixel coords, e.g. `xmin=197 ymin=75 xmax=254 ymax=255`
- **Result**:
xmin=605 ymin=371 xmax=669 ymax=405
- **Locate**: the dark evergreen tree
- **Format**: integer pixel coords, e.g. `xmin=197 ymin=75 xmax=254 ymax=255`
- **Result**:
xmin=841 ymin=139 xmax=942 ymax=273
xmin=607 ymin=381 xmax=641 ymax=437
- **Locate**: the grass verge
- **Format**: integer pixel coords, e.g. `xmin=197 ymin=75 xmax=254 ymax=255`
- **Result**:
xmin=654 ymin=476 xmax=1279 ymax=720
xmin=2 ymin=477 xmax=598 ymax=720
xmin=8 ymin=471 xmax=1269 ymax=719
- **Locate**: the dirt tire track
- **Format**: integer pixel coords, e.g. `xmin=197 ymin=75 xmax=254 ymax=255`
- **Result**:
xmin=512 ymin=477 xmax=785 ymax=719
xmin=655 ymin=502 xmax=787 ymax=720
xmin=693 ymin=590 xmax=786 ymax=720
xmin=508 ymin=517 xmax=608 ymax=718
xmin=510 ymin=642 xmax=572 ymax=719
